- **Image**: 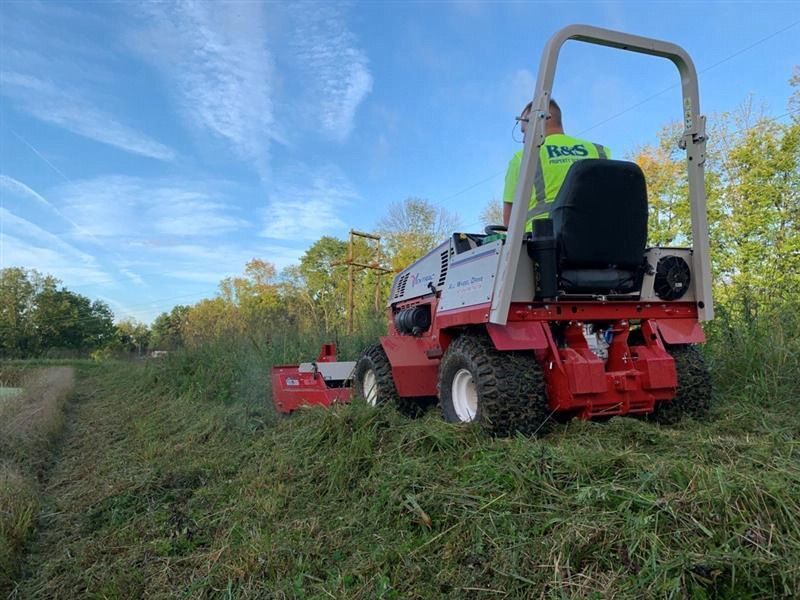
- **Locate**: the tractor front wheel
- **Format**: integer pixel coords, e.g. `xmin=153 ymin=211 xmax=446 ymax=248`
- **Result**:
xmin=438 ymin=333 xmax=552 ymax=437
xmin=354 ymin=344 xmax=424 ymax=417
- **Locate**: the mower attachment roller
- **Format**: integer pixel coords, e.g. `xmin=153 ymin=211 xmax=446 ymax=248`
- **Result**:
xmin=271 ymin=344 xmax=355 ymax=414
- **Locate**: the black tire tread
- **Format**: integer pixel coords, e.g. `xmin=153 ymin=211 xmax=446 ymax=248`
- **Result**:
xmin=438 ymin=333 xmax=552 ymax=437
xmin=354 ymin=344 xmax=424 ymax=418
xmin=650 ymin=344 xmax=712 ymax=424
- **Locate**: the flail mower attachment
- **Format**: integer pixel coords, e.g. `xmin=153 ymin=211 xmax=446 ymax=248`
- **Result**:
xmin=271 ymin=344 xmax=355 ymax=414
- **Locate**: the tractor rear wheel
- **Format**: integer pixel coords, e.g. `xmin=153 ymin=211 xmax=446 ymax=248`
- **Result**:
xmin=650 ymin=344 xmax=712 ymax=424
xmin=354 ymin=344 xmax=424 ymax=417
xmin=438 ymin=333 xmax=552 ymax=437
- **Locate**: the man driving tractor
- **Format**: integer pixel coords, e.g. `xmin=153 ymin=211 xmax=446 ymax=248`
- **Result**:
xmin=503 ymin=99 xmax=610 ymax=230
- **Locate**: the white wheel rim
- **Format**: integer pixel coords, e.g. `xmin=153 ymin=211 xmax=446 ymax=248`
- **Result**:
xmin=363 ymin=369 xmax=378 ymax=406
xmin=451 ymin=368 xmax=478 ymax=422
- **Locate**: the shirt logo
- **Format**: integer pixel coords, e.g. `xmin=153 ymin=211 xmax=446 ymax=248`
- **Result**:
xmin=546 ymin=144 xmax=589 ymax=159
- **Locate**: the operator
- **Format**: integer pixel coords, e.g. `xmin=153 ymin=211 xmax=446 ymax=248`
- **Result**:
xmin=502 ymin=99 xmax=610 ymax=231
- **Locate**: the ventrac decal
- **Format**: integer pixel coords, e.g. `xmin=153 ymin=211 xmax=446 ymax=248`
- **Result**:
xmin=409 ymin=272 xmax=435 ymax=287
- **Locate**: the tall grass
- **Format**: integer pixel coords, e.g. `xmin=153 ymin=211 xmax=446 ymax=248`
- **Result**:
xmin=14 ymin=305 xmax=800 ymax=597
xmin=149 ymin=316 xmax=386 ymax=407
xmin=707 ymin=302 xmax=800 ymax=409
xmin=0 ymin=367 xmax=75 ymax=592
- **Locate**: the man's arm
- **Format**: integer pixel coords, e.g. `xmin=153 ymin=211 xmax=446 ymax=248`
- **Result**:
xmin=502 ymin=152 xmax=521 ymax=228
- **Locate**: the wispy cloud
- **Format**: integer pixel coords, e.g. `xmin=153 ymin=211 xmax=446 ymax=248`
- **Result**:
xmin=0 ymin=208 xmax=110 ymax=285
xmin=55 ymin=176 xmax=248 ymax=239
xmin=123 ymin=242 xmax=303 ymax=285
xmin=0 ymin=207 xmax=97 ymax=267
xmin=261 ymin=165 xmax=357 ymax=240
xmin=290 ymin=3 xmax=373 ymax=141
xmin=0 ymin=174 xmax=81 ymax=230
xmin=1 ymin=233 xmax=111 ymax=285
xmin=509 ymin=69 xmax=536 ymax=111
xmin=1 ymin=174 xmax=57 ymax=212
xmin=129 ymin=1 xmax=276 ymax=175
xmin=0 ymin=72 xmax=176 ymax=161
xmin=119 ymin=268 xmax=145 ymax=287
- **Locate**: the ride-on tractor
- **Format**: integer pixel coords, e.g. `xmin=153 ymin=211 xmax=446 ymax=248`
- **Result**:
xmin=272 ymin=24 xmax=713 ymax=435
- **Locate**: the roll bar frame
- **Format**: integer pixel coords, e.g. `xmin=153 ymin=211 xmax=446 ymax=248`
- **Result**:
xmin=489 ymin=24 xmax=714 ymax=324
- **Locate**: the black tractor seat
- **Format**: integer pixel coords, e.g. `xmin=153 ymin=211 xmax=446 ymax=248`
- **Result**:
xmin=531 ymin=159 xmax=649 ymax=295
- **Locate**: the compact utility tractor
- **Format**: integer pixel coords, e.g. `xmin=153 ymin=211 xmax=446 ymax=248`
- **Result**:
xmin=272 ymin=24 xmax=713 ymax=435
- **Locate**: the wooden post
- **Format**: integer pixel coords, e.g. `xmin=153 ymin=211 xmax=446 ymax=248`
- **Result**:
xmin=347 ymin=231 xmax=354 ymax=334
xmin=333 ymin=230 xmax=393 ymax=335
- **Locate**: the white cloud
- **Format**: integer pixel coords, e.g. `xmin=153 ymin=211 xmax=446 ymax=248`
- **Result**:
xmin=261 ymin=166 xmax=357 ymax=240
xmin=116 ymin=242 xmax=303 ymax=289
xmin=1 ymin=174 xmax=54 ymax=211
xmin=54 ymin=176 xmax=248 ymax=239
xmin=0 ymin=72 xmax=175 ymax=161
xmin=0 ymin=174 xmax=86 ymax=234
xmin=290 ymin=3 xmax=373 ymax=141
xmin=119 ymin=268 xmax=145 ymax=287
xmin=97 ymin=295 xmax=153 ymax=324
xmin=0 ymin=207 xmax=99 ymax=269
xmin=129 ymin=1 xmax=276 ymax=175
xmin=0 ymin=230 xmax=109 ymax=286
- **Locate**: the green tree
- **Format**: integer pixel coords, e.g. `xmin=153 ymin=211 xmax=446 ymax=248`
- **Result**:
xmin=115 ymin=319 xmax=151 ymax=356
xmin=0 ymin=268 xmax=39 ymax=356
xmin=0 ymin=269 xmax=114 ymax=357
xmin=151 ymin=305 xmax=189 ymax=350
xmin=714 ymin=115 xmax=799 ymax=304
xmin=378 ymin=198 xmax=459 ymax=271
xmin=630 ymin=85 xmax=799 ymax=313
xmin=297 ymin=236 xmax=350 ymax=332
xmin=32 ymin=288 xmax=115 ymax=353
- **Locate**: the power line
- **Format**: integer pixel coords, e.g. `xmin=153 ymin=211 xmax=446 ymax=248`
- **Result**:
xmin=427 ymin=20 xmax=800 ymax=211
xmin=577 ymin=20 xmax=799 ymax=137
xmin=457 ymin=106 xmax=799 ymax=233
xmin=5 ymin=107 xmax=796 ymax=332
xmin=0 ymin=289 xmax=217 ymax=331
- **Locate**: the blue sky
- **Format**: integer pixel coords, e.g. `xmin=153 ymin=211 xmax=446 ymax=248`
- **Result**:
xmin=1 ymin=1 xmax=798 ymax=323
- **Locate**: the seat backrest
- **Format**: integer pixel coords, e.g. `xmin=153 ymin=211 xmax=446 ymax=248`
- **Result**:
xmin=550 ymin=159 xmax=648 ymax=269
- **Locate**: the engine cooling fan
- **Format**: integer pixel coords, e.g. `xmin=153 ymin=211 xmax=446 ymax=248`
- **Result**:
xmin=654 ymin=255 xmax=691 ymax=300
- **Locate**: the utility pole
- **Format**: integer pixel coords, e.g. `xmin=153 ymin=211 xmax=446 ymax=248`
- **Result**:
xmin=337 ymin=230 xmax=392 ymax=334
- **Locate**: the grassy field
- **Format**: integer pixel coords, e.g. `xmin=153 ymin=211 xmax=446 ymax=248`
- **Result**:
xmin=4 ymin=312 xmax=800 ymax=598
xmin=0 ymin=365 xmax=76 ymax=593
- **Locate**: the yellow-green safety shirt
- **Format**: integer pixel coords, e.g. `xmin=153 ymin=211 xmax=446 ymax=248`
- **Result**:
xmin=503 ymin=133 xmax=610 ymax=231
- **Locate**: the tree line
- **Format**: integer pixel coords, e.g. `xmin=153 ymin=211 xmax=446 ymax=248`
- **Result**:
xmin=2 ymin=72 xmax=797 ymax=358
xmin=0 ymin=197 xmax=458 ymax=358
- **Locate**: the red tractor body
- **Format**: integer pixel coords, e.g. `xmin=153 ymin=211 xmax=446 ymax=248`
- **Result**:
xmin=380 ymin=298 xmax=703 ymax=420
xmin=274 ymin=25 xmax=714 ymax=434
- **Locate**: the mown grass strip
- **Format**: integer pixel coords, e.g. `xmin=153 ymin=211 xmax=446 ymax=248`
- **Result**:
xmin=0 ymin=366 xmax=75 ymax=593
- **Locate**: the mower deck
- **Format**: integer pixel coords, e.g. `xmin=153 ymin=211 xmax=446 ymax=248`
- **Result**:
xmin=271 ymin=344 xmax=355 ymax=414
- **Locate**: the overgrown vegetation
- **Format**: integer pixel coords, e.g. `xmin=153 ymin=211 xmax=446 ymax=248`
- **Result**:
xmin=0 ymin=366 xmax=75 ymax=591
xmin=7 ymin=307 xmax=799 ymax=598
